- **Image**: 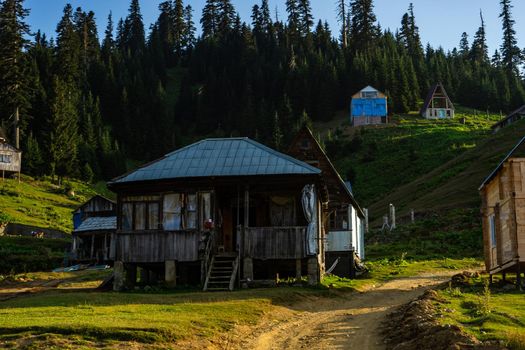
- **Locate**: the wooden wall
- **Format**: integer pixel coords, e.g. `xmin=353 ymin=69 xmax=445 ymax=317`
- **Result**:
xmin=115 ymin=231 xmax=200 ymax=263
xmin=0 ymin=143 xmax=21 ymax=173
xmin=244 ymin=227 xmax=306 ymax=259
xmin=481 ymin=158 xmax=525 ymax=273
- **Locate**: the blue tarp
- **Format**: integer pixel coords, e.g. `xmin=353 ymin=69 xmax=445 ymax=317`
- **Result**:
xmin=351 ymin=98 xmax=387 ymax=117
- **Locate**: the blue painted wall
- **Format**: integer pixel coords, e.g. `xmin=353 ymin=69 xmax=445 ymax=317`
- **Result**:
xmin=351 ymin=98 xmax=387 ymax=118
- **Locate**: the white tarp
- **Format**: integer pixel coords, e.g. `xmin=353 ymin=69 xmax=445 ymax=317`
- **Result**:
xmin=302 ymin=184 xmax=317 ymax=255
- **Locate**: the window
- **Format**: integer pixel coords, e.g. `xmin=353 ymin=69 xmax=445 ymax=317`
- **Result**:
xmin=120 ymin=195 xmax=161 ymax=231
xmin=489 ymin=215 xmax=496 ymax=248
xmin=362 ymin=91 xmax=378 ymax=99
xmin=0 ymin=154 xmax=12 ymax=163
xmin=163 ymin=193 xmax=200 ymax=230
xmin=330 ymin=208 xmax=349 ymax=231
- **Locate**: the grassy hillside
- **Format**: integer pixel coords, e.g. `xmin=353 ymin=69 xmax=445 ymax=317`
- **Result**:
xmin=0 ymin=176 xmax=112 ymax=233
xmin=318 ymin=109 xmax=501 ymax=211
xmin=368 ymin=117 xmax=525 ymax=221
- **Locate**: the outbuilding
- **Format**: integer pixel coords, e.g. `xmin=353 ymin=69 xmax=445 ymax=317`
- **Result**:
xmin=420 ymin=83 xmax=455 ymax=119
xmin=0 ymin=137 xmax=21 ymax=180
xmin=350 ymin=86 xmax=388 ymax=126
xmin=479 ymin=137 xmax=525 ymax=286
xmin=491 ymin=105 xmax=525 ymax=133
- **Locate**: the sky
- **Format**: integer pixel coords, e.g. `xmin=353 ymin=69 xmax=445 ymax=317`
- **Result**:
xmin=24 ymin=0 xmax=525 ymax=54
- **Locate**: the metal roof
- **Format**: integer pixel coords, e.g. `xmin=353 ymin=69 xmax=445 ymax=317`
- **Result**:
xmin=360 ymin=86 xmax=379 ymax=93
xmin=479 ymin=136 xmax=525 ymax=190
xmin=111 ymin=138 xmax=321 ymax=184
xmin=74 ymin=216 xmax=117 ymax=233
xmin=491 ymin=105 xmax=525 ymax=130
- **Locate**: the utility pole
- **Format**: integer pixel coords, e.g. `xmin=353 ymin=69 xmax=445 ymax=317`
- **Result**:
xmin=14 ymin=107 xmax=19 ymax=149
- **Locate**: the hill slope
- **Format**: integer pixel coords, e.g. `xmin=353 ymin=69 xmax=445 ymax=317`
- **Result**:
xmin=368 ymin=118 xmax=525 ymax=222
xmin=0 ymin=177 xmax=112 ymax=233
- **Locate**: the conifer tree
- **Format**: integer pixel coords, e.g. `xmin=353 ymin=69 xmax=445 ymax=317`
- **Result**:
xmin=499 ymin=0 xmax=521 ymax=73
xmin=182 ymin=5 xmax=195 ymax=49
xmin=349 ymin=0 xmax=378 ymax=52
xmin=297 ymin=0 xmax=313 ymax=36
xmin=459 ymin=32 xmax=469 ymax=57
xmin=201 ymin=0 xmax=219 ymax=38
xmin=124 ymin=0 xmax=145 ymax=54
xmin=46 ymin=76 xmax=79 ymax=178
xmin=0 ymin=0 xmax=30 ymax=136
xmin=470 ymin=10 xmax=488 ymax=63
xmin=55 ymin=4 xmax=80 ymax=83
xmin=336 ymin=0 xmax=348 ymax=48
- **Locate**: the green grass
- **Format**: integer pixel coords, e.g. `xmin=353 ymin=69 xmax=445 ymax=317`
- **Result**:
xmin=323 ymin=109 xmax=501 ymax=209
xmin=0 ymin=236 xmax=70 ymax=274
xmin=436 ymin=276 xmax=525 ymax=349
xmin=0 ymin=286 xmax=330 ymax=348
xmin=0 ymin=175 xmax=112 ymax=233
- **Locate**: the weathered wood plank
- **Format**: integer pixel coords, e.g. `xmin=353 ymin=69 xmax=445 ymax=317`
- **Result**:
xmin=244 ymin=227 xmax=306 ymax=259
xmin=116 ymin=231 xmax=200 ymax=263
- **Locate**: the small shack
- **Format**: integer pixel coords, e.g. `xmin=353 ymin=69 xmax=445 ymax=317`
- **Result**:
xmin=72 ymin=195 xmax=116 ymax=263
xmin=0 ymin=137 xmax=21 ymax=179
xmin=491 ymin=105 xmax=525 ymax=133
xmin=479 ymin=137 xmax=525 ymax=286
xmin=421 ymin=83 xmax=455 ymax=119
xmin=350 ymin=86 xmax=388 ymax=126
xmin=288 ymin=127 xmax=366 ymax=278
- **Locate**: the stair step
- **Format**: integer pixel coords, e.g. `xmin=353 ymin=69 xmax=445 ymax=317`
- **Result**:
xmin=210 ymin=276 xmax=231 ymax=280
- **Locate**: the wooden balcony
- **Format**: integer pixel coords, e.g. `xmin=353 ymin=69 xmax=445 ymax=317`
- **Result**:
xmin=243 ymin=226 xmax=307 ymax=259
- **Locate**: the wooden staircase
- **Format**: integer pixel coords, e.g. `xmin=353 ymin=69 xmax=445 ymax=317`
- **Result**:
xmin=203 ymin=253 xmax=239 ymax=292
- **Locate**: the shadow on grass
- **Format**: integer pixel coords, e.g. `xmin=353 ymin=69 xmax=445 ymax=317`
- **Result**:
xmin=0 ymin=325 xmax=171 ymax=343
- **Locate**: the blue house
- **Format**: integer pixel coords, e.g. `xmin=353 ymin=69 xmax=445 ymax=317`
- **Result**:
xmin=351 ymin=86 xmax=388 ymax=126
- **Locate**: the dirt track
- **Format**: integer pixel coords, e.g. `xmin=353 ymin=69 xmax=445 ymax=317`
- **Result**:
xmin=235 ymin=273 xmax=455 ymax=350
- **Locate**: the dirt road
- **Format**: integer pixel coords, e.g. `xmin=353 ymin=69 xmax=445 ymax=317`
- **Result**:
xmin=236 ymin=273 xmax=455 ymax=350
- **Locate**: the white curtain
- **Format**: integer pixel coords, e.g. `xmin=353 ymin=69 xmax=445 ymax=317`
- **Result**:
xmin=302 ymin=184 xmax=317 ymax=255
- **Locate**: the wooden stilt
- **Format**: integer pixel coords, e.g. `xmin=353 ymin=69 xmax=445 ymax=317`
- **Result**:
xmin=517 ymin=264 xmax=522 ymax=291
xmin=90 ymin=235 xmax=95 ymax=260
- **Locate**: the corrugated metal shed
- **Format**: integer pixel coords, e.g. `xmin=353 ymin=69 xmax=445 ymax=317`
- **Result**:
xmin=111 ymin=138 xmax=321 ymax=184
xmin=74 ymin=216 xmax=117 ymax=233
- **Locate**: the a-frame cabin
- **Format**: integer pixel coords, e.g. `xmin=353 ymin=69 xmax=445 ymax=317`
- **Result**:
xmin=420 ymin=83 xmax=455 ymax=119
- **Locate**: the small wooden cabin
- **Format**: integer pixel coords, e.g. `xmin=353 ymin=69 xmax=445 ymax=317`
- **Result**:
xmin=350 ymin=86 xmax=388 ymax=126
xmin=107 ymin=138 xmax=327 ymax=291
xmin=71 ymin=195 xmax=116 ymax=263
xmin=420 ymin=83 xmax=455 ymax=119
xmin=288 ymin=127 xmax=366 ymax=278
xmin=479 ymin=137 xmax=525 ymax=285
xmin=0 ymin=137 xmax=21 ymax=179
xmin=491 ymin=105 xmax=525 ymax=133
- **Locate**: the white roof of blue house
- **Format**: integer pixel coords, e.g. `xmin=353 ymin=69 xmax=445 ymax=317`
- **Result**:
xmin=110 ymin=138 xmax=321 ymax=184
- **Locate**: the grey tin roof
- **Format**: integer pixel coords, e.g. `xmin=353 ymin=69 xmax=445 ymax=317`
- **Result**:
xmin=74 ymin=216 xmax=117 ymax=233
xmin=111 ymin=138 xmax=321 ymax=184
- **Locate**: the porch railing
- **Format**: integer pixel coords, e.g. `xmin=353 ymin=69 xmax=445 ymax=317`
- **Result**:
xmin=243 ymin=226 xmax=307 ymax=259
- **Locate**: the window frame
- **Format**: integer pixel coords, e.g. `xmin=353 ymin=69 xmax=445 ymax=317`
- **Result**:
xmin=120 ymin=195 xmax=162 ymax=232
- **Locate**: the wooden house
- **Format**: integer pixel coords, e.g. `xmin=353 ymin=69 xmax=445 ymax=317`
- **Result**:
xmin=288 ymin=127 xmax=366 ymax=278
xmin=350 ymin=86 xmax=388 ymax=126
xmin=479 ymin=137 xmax=525 ymax=286
xmin=420 ymin=83 xmax=455 ymax=119
xmin=107 ymin=138 xmax=327 ymax=291
xmin=0 ymin=137 xmax=21 ymax=179
xmin=72 ymin=195 xmax=116 ymax=263
xmin=491 ymin=105 xmax=525 ymax=133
